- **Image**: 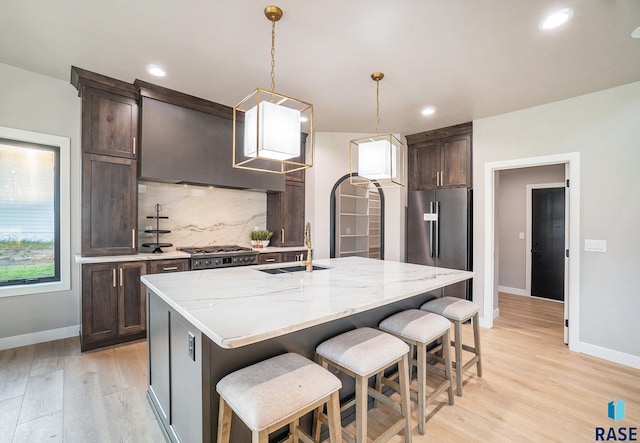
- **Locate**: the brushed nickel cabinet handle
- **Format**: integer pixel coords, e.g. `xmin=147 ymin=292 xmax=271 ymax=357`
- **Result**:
xmin=281 ymin=228 xmax=285 ymax=244
xmin=119 ymin=268 xmax=123 ymax=287
xmin=132 ymin=137 xmax=136 ymax=155
xmin=265 ymin=258 xmax=276 ymax=263
xmin=112 ymin=269 xmax=116 ymax=288
xmin=163 ymin=266 xmax=178 ymax=271
xmin=132 ymin=229 xmax=136 ymax=248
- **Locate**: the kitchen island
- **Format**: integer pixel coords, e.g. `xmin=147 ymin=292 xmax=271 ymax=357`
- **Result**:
xmin=141 ymin=257 xmax=473 ymax=443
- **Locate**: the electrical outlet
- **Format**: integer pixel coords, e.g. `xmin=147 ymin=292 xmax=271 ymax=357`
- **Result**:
xmin=188 ymin=332 xmax=196 ymax=361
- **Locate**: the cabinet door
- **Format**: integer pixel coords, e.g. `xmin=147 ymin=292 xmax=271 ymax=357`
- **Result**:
xmin=281 ymin=181 xmax=305 ymax=246
xmin=82 ymin=263 xmax=119 ymax=345
xmin=82 ymin=154 xmax=138 ymax=256
xmin=118 ymin=262 xmax=147 ymax=335
xmin=82 ymin=88 xmax=138 ymax=158
xmin=148 ymin=259 xmax=190 ymax=274
xmin=148 ymin=293 xmax=171 ymax=424
xmin=411 ymin=141 xmax=441 ymax=190
xmin=441 ymin=134 xmax=471 ymax=188
xmin=267 ymin=180 xmax=305 ymax=247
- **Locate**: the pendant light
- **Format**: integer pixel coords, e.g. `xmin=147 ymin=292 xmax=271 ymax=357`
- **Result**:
xmin=233 ymin=5 xmax=313 ymax=174
xmin=350 ymin=72 xmax=405 ymax=188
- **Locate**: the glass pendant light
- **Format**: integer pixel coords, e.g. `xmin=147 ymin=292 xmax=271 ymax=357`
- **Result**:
xmin=350 ymin=72 xmax=405 ymax=188
xmin=233 ymin=5 xmax=313 ymax=174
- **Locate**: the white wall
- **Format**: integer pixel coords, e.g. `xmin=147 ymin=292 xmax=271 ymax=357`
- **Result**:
xmin=0 ymin=63 xmax=82 ymax=346
xmin=474 ymin=81 xmax=640 ymax=362
xmin=307 ymin=132 xmax=406 ymax=262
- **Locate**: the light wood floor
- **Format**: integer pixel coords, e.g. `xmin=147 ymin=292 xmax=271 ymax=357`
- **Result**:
xmin=1 ymin=293 xmax=638 ymax=442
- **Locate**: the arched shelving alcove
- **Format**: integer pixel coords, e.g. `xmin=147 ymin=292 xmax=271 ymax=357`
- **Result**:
xmin=330 ymin=174 xmax=384 ymax=259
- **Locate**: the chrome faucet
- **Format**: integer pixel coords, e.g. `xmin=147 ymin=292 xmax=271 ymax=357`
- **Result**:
xmin=303 ymin=221 xmax=313 ymax=272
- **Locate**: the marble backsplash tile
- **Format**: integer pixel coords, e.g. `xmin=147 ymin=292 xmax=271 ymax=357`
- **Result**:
xmin=138 ymin=181 xmax=266 ymax=251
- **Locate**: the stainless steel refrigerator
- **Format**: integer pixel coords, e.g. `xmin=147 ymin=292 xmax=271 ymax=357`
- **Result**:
xmin=406 ymin=188 xmax=472 ymax=300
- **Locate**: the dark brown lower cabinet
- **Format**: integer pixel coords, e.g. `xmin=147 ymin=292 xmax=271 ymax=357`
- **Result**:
xmin=257 ymin=249 xmax=307 ymax=265
xmin=81 ymin=261 xmax=147 ymax=351
xmin=147 ymin=258 xmax=190 ymax=274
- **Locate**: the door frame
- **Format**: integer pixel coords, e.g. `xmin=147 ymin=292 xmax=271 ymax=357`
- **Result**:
xmin=525 ymin=182 xmax=566 ymax=297
xmin=483 ymin=152 xmax=580 ymax=350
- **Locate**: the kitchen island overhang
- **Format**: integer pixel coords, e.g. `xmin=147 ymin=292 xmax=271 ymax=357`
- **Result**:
xmin=142 ymin=257 xmax=474 ymax=443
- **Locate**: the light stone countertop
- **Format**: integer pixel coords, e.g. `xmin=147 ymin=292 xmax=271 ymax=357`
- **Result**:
xmin=75 ymin=251 xmax=191 ymax=264
xmin=141 ymin=256 xmax=474 ymax=349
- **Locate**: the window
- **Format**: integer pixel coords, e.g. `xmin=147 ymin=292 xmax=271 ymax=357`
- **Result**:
xmin=0 ymin=126 xmax=70 ymax=297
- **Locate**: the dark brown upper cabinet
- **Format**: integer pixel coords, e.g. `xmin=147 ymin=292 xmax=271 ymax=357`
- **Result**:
xmin=82 ymin=154 xmax=138 ymax=256
xmin=407 ymin=122 xmax=472 ymax=191
xmin=81 ymin=88 xmax=138 ymax=159
xmin=72 ymin=67 xmax=140 ymax=256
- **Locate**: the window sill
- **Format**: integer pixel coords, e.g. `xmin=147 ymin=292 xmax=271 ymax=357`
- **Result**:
xmin=0 ymin=280 xmax=71 ymax=298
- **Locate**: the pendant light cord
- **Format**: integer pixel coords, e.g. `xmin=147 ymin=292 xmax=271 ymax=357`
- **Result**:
xmin=270 ymin=18 xmax=276 ymax=93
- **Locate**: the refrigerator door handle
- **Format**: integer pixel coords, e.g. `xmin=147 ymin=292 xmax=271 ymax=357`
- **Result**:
xmin=435 ymin=201 xmax=440 ymax=258
xmin=429 ymin=201 xmax=434 ymax=257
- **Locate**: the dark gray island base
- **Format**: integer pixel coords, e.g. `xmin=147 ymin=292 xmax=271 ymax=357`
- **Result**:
xmin=141 ymin=257 xmax=474 ymax=442
xmin=147 ymin=289 xmax=443 ymax=442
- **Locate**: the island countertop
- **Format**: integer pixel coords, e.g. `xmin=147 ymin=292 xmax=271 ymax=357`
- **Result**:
xmin=141 ymin=256 xmax=474 ymax=349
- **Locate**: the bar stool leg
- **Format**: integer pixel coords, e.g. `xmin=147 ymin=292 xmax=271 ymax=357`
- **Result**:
xmin=289 ymin=419 xmax=300 ymax=443
xmin=416 ymin=343 xmax=426 ymax=435
xmin=442 ymin=330 xmax=454 ymax=405
xmin=253 ymin=431 xmax=268 ymax=443
xmin=398 ymin=354 xmax=412 ymax=443
xmin=217 ymin=398 xmax=232 ymax=443
xmin=355 ymin=374 xmax=368 ymax=443
xmin=473 ymin=313 xmax=482 ymax=377
xmin=327 ymin=391 xmax=342 ymax=443
xmin=454 ymin=320 xmax=463 ymax=396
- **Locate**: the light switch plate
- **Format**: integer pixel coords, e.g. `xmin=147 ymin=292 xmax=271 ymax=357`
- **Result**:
xmin=519 ymin=232 xmax=525 ymax=240
xmin=585 ymin=239 xmax=606 ymax=252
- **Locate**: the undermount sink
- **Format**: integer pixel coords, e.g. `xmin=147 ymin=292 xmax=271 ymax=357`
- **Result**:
xmin=258 ymin=265 xmax=330 ymax=274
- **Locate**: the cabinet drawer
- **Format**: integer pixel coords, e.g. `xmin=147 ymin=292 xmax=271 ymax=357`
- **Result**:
xmin=148 ymin=259 xmax=190 ymax=274
xmin=258 ymin=253 xmax=283 ymax=264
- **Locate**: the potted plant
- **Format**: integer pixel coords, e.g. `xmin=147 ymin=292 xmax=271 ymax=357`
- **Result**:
xmin=250 ymin=230 xmax=273 ymax=248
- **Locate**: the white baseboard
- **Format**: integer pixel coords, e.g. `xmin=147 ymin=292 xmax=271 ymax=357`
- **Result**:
xmin=498 ymin=286 xmax=527 ymax=296
xmin=573 ymin=341 xmax=640 ymax=370
xmin=0 ymin=325 xmax=79 ymax=351
xmin=493 ymin=308 xmax=500 ymax=319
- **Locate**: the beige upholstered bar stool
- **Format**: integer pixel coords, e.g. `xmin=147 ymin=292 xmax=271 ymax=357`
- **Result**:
xmin=314 ymin=327 xmax=412 ymax=443
xmin=420 ymin=296 xmax=482 ymax=396
xmin=216 ymin=352 xmax=343 ymax=443
xmin=378 ymin=310 xmax=454 ymax=435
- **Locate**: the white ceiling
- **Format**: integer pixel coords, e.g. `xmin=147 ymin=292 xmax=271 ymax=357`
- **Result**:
xmin=2 ymin=1 xmax=639 ymax=136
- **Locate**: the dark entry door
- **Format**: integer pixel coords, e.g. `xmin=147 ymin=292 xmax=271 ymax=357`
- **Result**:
xmin=531 ymin=188 xmax=565 ymax=301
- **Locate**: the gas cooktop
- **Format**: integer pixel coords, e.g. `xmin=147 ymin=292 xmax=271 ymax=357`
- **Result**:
xmin=178 ymin=245 xmax=258 ymax=270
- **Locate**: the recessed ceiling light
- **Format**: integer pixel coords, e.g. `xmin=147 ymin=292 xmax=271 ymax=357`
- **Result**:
xmin=146 ymin=64 xmax=166 ymax=77
xmin=421 ymin=106 xmax=436 ymax=116
xmin=632 ymin=26 xmax=640 ymax=39
xmin=540 ymin=8 xmax=574 ymax=30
